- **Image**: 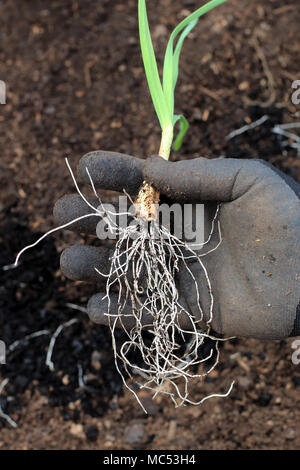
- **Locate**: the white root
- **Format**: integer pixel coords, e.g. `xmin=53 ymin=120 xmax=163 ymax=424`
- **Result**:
xmin=14 ymin=158 xmax=234 ymax=410
xmin=97 ymin=217 xmax=234 ymax=409
xmin=85 ymin=161 xmax=234 ymax=408
xmin=0 ymin=379 xmax=17 ymax=428
xmin=46 ymin=318 xmax=79 ymax=372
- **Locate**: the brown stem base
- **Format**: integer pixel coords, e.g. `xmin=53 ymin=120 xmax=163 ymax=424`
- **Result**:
xmin=134 ymin=181 xmax=160 ymax=221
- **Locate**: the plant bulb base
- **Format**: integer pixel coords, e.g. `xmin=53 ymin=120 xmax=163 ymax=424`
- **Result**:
xmin=135 ymin=181 xmax=160 ymax=221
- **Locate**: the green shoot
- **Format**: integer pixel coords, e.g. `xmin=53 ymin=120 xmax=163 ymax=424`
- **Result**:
xmin=138 ymin=0 xmax=228 ymax=159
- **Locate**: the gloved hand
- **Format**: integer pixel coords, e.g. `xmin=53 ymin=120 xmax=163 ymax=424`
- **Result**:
xmin=54 ymin=151 xmax=300 ymax=340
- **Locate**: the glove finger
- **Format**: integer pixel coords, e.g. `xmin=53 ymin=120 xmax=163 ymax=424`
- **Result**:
xmin=60 ymin=245 xmax=113 ymax=284
xmin=54 ymin=194 xmax=101 ymax=235
xmin=143 ymin=155 xmax=274 ymax=202
xmin=88 ymin=292 xmax=197 ymax=331
xmin=78 ymin=151 xmax=143 ymax=195
xmin=87 ymin=293 xmax=154 ymax=329
xmin=54 ymin=194 xmax=134 ymax=235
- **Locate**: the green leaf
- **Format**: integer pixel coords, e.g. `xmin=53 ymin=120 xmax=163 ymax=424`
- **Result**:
xmin=169 ymin=0 xmax=228 ymax=47
xmin=163 ymin=19 xmax=198 ymax=116
xmin=172 ymin=19 xmax=198 ymax=92
xmin=163 ymin=0 xmax=228 ymax=150
xmin=163 ymin=0 xmax=227 ymax=117
xmin=138 ymin=0 xmax=172 ymax=129
xmin=173 ymin=115 xmax=190 ymax=151
xmin=138 ymin=0 xmax=228 ymax=156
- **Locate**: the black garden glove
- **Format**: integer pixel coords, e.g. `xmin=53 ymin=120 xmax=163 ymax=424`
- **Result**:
xmin=54 ymin=151 xmax=300 ymax=340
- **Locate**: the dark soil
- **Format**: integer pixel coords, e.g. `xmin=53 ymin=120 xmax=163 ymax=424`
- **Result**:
xmin=0 ymin=0 xmax=299 ymax=450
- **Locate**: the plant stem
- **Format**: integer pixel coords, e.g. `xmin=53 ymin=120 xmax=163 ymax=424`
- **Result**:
xmin=159 ymin=125 xmax=174 ymax=160
xmin=135 ymin=125 xmax=173 ymax=221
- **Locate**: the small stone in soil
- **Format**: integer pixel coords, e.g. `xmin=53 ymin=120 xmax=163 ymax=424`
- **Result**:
xmin=85 ymin=425 xmax=99 ymax=442
xmin=124 ymin=422 xmax=145 ymax=444
xmin=257 ymin=393 xmax=273 ymax=407
xmin=292 ymin=376 xmax=300 ymax=387
xmin=237 ymin=376 xmax=252 ymax=390
xmin=140 ymin=396 xmax=160 ymax=416
xmin=69 ymin=423 xmax=85 ymax=439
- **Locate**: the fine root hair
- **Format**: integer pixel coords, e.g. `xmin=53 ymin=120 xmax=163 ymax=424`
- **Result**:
xmin=15 ymin=158 xmax=234 ymax=412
